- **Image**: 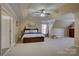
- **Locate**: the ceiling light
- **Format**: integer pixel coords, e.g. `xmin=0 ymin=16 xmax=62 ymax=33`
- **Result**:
xmin=40 ymin=13 xmax=45 ymax=17
xmin=43 ymin=10 xmax=46 ymax=13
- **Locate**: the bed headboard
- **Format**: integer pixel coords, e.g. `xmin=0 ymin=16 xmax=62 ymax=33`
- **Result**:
xmin=24 ymin=28 xmax=39 ymax=32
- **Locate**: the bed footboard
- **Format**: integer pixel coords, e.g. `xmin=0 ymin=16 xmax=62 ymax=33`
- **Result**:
xmin=23 ymin=37 xmax=44 ymax=43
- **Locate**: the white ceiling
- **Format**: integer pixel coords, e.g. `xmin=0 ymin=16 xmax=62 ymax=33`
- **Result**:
xmin=8 ymin=3 xmax=64 ymax=20
xmin=53 ymin=13 xmax=75 ymax=28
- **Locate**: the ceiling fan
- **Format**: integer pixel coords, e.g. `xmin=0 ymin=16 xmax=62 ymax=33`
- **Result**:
xmin=32 ymin=9 xmax=51 ymax=17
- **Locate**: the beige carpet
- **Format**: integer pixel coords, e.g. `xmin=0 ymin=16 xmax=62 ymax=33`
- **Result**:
xmin=4 ymin=37 xmax=76 ymax=56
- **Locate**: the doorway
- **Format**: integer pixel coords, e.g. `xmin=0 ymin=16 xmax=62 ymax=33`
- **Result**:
xmin=1 ymin=10 xmax=15 ymax=55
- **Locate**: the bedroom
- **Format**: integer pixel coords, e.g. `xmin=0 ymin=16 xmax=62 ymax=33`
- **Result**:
xmin=0 ymin=3 xmax=79 ymax=56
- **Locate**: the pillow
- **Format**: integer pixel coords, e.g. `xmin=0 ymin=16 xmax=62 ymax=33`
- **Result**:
xmin=25 ymin=30 xmax=30 ymax=33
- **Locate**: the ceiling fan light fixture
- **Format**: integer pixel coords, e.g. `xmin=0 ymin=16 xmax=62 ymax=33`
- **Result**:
xmin=43 ymin=10 xmax=46 ymax=13
xmin=40 ymin=13 xmax=45 ymax=17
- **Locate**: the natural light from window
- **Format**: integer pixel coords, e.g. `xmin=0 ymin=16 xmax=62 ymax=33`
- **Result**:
xmin=41 ymin=24 xmax=47 ymax=34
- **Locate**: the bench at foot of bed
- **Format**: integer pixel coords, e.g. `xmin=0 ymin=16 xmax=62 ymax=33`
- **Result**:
xmin=23 ymin=37 xmax=44 ymax=43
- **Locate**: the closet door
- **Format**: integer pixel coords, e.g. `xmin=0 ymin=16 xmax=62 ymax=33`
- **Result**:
xmin=1 ymin=16 xmax=10 ymax=49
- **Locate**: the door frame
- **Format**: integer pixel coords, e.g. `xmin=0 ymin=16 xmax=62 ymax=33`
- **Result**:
xmin=1 ymin=9 xmax=12 ymax=55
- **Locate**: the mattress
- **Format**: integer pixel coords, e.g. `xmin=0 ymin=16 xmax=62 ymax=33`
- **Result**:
xmin=22 ymin=34 xmax=45 ymax=40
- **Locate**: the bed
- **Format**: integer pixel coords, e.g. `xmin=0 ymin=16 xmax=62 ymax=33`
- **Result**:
xmin=21 ymin=28 xmax=45 ymax=43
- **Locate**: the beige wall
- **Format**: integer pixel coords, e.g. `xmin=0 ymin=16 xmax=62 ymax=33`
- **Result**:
xmin=75 ymin=12 xmax=79 ymax=47
xmin=48 ymin=23 xmax=53 ymax=37
xmin=22 ymin=20 xmax=42 ymax=32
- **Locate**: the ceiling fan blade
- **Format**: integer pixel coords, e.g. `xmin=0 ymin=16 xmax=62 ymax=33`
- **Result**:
xmin=37 ymin=9 xmax=46 ymax=13
xmin=32 ymin=8 xmax=51 ymax=17
xmin=47 ymin=13 xmax=50 ymax=15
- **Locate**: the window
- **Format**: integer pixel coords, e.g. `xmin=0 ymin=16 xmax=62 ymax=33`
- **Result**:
xmin=41 ymin=24 xmax=47 ymax=34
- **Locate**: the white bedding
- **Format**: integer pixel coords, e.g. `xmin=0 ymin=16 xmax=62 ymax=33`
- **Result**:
xmin=25 ymin=30 xmax=38 ymax=33
xmin=22 ymin=34 xmax=45 ymax=40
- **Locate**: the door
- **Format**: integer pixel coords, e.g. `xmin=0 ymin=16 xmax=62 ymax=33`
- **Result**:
xmin=1 ymin=16 xmax=10 ymax=49
xmin=69 ymin=29 xmax=74 ymax=38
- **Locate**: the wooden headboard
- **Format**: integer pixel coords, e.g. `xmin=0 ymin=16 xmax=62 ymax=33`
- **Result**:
xmin=24 ymin=28 xmax=39 ymax=32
